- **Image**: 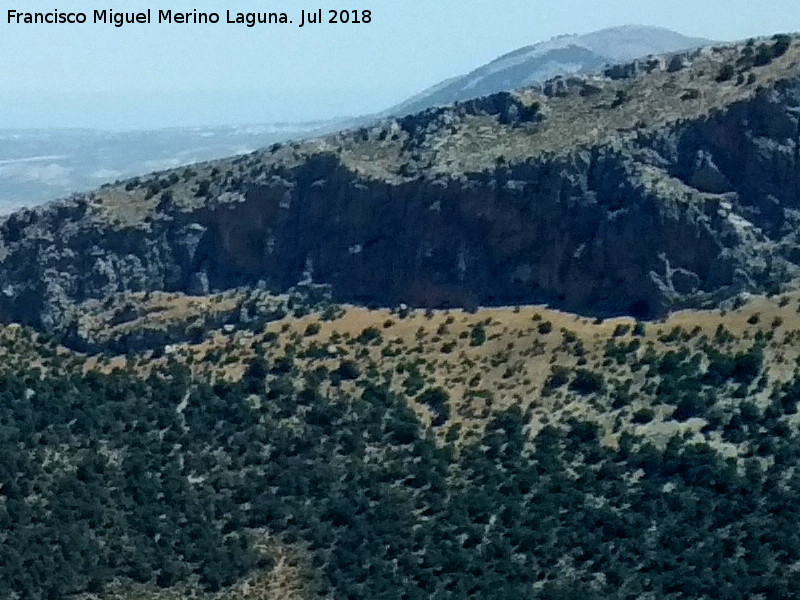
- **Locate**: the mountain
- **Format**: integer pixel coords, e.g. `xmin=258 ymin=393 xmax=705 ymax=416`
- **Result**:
xmin=387 ymin=25 xmax=713 ymax=116
xmin=0 ymin=27 xmax=708 ymax=213
xmin=4 ymin=34 xmax=800 ymax=600
xmin=0 ymin=35 xmax=796 ymax=333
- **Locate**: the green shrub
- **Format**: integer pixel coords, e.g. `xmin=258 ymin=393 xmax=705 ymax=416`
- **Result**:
xmin=320 ymin=305 xmax=342 ymax=321
xmin=335 ymin=359 xmax=360 ymax=381
xmin=611 ymin=89 xmax=629 ymax=108
xmin=418 ymin=387 xmax=450 ymax=427
xmin=704 ymin=345 xmax=763 ymax=387
xmin=470 ymin=323 xmax=487 ymax=346
xmin=772 ymin=33 xmax=791 ymax=57
xmin=403 ymin=365 xmax=426 ymax=395
xmin=569 ymin=369 xmax=605 ymax=396
xmin=612 ymin=324 xmax=630 ymax=337
xmin=543 ymin=366 xmax=570 ymax=394
xmin=357 ymin=326 xmax=383 ymax=345
xmin=716 ymin=63 xmax=735 ymax=82
xmin=195 ymin=179 xmax=211 ymax=197
xmin=754 ymin=43 xmax=774 ymax=66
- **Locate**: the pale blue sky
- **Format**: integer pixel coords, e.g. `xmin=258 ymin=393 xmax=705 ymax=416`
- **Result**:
xmin=1 ymin=0 xmax=798 ymax=129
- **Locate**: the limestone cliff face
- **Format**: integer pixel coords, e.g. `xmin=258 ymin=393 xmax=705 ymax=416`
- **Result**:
xmin=2 ymin=39 xmax=800 ymax=330
xmin=174 ymin=151 xmax=737 ymax=318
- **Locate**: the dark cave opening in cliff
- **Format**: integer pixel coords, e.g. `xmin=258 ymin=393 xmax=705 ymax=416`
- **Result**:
xmin=629 ymin=299 xmax=651 ymax=320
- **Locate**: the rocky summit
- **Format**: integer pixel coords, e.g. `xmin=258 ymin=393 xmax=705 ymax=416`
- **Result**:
xmin=386 ymin=25 xmax=712 ymax=117
xmin=2 ymin=35 xmax=800 ymax=333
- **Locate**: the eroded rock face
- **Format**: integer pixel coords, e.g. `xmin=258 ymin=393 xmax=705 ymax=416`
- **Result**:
xmin=2 ymin=70 xmax=800 ymax=330
xmin=178 ymin=151 xmax=717 ymax=319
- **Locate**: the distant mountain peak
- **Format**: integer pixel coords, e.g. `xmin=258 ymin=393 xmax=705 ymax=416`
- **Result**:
xmin=387 ymin=25 xmax=713 ymax=117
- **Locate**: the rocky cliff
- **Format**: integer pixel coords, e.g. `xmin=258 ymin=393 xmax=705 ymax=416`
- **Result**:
xmin=2 ymin=35 xmax=800 ymax=332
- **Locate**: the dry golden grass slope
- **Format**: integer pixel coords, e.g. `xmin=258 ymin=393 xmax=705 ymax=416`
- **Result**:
xmin=69 ymin=286 xmax=800 ymax=457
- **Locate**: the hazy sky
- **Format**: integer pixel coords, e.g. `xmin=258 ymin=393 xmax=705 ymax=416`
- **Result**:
xmin=1 ymin=0 xmax=799 ymax=129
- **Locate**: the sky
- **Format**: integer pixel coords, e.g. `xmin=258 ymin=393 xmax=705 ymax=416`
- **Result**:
xmin=1 ymin=0 xmax=799 ymax=130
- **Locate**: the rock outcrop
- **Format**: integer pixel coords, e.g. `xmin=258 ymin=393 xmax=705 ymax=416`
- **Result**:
xmin=1 ymin=36 xmax=800 ymax=332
